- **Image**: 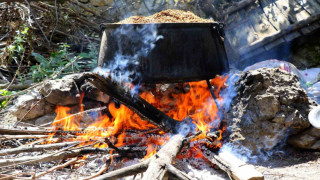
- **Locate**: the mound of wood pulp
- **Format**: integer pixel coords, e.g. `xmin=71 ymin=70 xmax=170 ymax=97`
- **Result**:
xmin=117 ymin=9 xmax=214 ymax=23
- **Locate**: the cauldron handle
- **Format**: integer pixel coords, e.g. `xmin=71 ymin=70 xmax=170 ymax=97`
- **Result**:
xmin=215 ymin=22 xmax=225 ymax=38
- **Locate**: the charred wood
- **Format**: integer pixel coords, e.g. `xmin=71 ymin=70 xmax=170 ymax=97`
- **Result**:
xmin=202 ymin=147 xmax=264 ymax=180
xmin=83 ymin=73 xmax=186 ymax=133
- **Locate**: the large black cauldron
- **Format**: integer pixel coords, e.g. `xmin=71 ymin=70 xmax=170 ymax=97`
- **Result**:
xmin=98 ymin=23 xmax=229 ymax=83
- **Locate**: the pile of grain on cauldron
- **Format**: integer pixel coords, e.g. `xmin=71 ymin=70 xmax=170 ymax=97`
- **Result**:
xmin=117 ymin=9 xmax=214 ymax=23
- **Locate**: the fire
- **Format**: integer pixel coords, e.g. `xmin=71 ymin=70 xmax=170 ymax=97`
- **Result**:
xmin=144 ymin=144 xmax=157 ymax=159
xmin=46 ymin=75 xmax=228 ymax=159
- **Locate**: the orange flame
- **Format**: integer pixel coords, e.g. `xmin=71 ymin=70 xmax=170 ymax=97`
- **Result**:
xmin=46 ymin=76 xmax=229 ymax=160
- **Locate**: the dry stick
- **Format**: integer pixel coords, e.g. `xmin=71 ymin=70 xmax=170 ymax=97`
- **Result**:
xmin=202 ymin=147 xmax=264 ymax=180
xmin=49 ymin=0 xmax=59 ymax=42
xmin=32 ymin=158 xmax=78 ymax=179
xmin=83 ymin=155 xmax=112 ymax=180
xmin=0 ymin=141 xmax=80 ymax=156
xmin=0 ymin=142 xmax=80 ymax=168
xmin=24 ymin=0 xmax=50 ymax=46
xmin=0 ymin=134 xmax=49 ymax=140
xmin=167 ymin=164 xmax=193 ymax=180
xmin=39 ymin=106 xmax=107 ymax=127
xmin=70 ymin=0 xmax=105 ymax=20
xmin=0 ymin=128 xmax=91 ymax=135
xmin=83 ymin=164 xmax=109 ymax=180
xmin=0 ymin=82 xmax=34 ymax=90
xmin=93 ymin=134 xmax=193 ymax=180
xmin=0 ymin=172 xmax=34 ymax=180
xmin=4 ymin=54 xmax=24 ymax=91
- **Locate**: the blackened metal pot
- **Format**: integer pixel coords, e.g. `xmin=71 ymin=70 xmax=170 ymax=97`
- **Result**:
xmin=98 ymin=23 xmax=229 ymax=83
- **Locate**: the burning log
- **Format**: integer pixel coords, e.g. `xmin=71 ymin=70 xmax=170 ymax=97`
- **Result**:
xmin=202 ymin=147 xmax=264 ymax=180
xmin=83 ymin=72 xmax=186 ymax=133
xmin=93 ymin=134 xmax=193 ymax=180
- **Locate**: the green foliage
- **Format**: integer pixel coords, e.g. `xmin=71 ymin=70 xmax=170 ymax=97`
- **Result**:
xmin=6 ymin=26 xmax=32 ymax=63
xmin=0 ymin=90 xmax=13 ymax=109
xmin=29 ymin=44 xmax=79 ymax=82
xmin=29 ymin=43 xmax=99 ymax=82
xmin=78 ymin=43 xmax=98 ymax=68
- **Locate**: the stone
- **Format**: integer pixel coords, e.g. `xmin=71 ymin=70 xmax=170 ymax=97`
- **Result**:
xmin=33 ymin=113 xmax=57 ymax=127
xmin=227 ymin=68 xmax=316 ymax=153
xmin=80 ymin=81 xmax=110 ymax=103
xmin=255 ymin=94 xmax=280 ymax=120
xmin=40 ymin=79 xmax=81 ymax=106
xmin=310 ymin=140 xmax=320 ymax=150
xmin=9 ymin=90 xmax=55 ymax=121
xmin=306 ymin=127 xmax=320 ymax=138
xmin=287 ymin=127 xmax=320 ymax=150
xmin=288 ymin=133 xmax=317 ymax=149
xmin=62 ymin=73 xmax=86 ymax=86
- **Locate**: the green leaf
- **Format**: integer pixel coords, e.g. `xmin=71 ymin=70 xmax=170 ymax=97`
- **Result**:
xmin=32 ymin=53 xmax=47 ymax=63
xmin=78 ymin=52 xmax=91 ymax=58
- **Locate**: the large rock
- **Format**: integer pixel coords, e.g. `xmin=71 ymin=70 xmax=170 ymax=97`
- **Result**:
xmin=288 ymin=127 xmax=320 ymax=150
xmin=9 ymin=89 xmax=55 ymax=121
xmin=40 ymin=79 xmax=81 ymax=106
xmin=227 ymin=68 xmax=316 ymax=154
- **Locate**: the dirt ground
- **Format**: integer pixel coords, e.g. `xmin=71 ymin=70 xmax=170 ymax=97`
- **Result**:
xmin=253 ymin=146 xmax=320 ymax=180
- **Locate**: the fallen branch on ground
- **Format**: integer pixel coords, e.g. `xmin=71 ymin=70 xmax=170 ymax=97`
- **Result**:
xmin=202 ymin=146 xmax=264 ymax=180
xmin=0 ymin=141 xmax=80 ymax=156
xmin=93 ymin=134 xmax=193 ymax=180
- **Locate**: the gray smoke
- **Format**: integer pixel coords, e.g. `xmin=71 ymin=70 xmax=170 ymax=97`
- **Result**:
xmin=94 ymin=24 xmax=163 ymax=93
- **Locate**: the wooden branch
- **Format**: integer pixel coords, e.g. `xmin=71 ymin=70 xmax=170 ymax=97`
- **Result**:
xmin=32 ymin=158 xmax=78 ymax=179
xmin=167 ymin=164 xmax=192 ymax=180
xmin=0 ymin=141 xmax=80 ymax=156
xmin=93 ymin=134 xmax=192 ymax=180
xmin=0 ymin=82 xmax=34 ymax=91
xmin=83 ymin=73 xmax=185 ymax=133
xmin=0 ymin=146 xmax=112 ymax=168
xmin=0 ymin=134 xmax=49 ymax=140
xmin=93 ymin=160 xmax=149 ymax=180
xmin=83 ymin=163 xmax=109 ymax=180
xmin=202 ymin=147 xmax=264 ymax=180
xmin=0 ymin=128 xmax=90 ymax=135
